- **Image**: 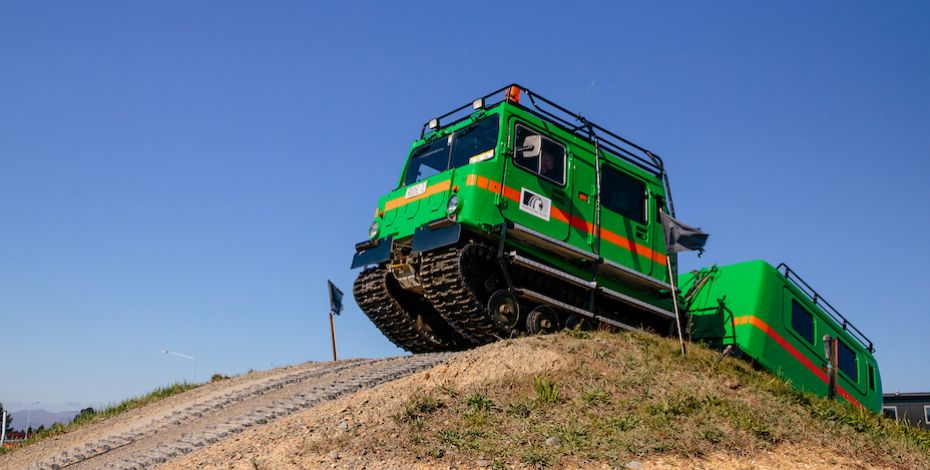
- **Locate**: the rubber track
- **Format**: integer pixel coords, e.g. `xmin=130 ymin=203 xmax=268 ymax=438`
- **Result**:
xmin=420 ymin=242 xmax=509 ymax=346
xmin=28 ymin=354 xmax=454 ymax=470
xmin=353 ymin=267 xmax=453 ymax=354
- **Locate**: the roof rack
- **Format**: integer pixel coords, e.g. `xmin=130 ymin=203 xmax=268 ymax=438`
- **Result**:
xmin=421 ymin=84 xmax=667 ymax=175
xmin=776 ymin=263 xmax=875 ymax=353
xmin=419 ymin=83 xmax=679 ymax=218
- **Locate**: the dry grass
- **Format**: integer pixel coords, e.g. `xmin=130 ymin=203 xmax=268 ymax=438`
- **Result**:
xmin=367 ymin=331 xmax=930 ymax=469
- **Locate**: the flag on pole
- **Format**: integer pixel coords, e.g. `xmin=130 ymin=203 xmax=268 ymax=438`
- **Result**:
xmin=328 ymin=280 xmax=344 ymax=315
xmin=660 ymin=210 xmax=709 ymax=255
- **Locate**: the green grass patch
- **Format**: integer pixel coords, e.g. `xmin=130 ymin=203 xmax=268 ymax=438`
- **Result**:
xmin=2 ymin=382 xmax=199 ymax=455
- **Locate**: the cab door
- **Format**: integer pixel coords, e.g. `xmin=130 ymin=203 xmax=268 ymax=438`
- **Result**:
xmin=502 ymin=121 xmax=571 ymax=241
xmin=597 ymin=163 xmax=653 ymax=275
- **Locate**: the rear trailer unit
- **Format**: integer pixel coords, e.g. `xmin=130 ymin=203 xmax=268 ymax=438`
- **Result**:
xmin=351 ymin=84 xmax=682 ymax=353
xmin=679 ymin=260 xmax=882 ymax=412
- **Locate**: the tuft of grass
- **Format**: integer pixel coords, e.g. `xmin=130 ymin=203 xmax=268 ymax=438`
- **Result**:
xmin=398 ymin=394 xmax=445 ymax=426
xmin=533 ymin=375 xmax=560 ymax=405
xmin=563 ymin=327 xmax=590 ymax=339
xmin=580 ymin=388 xmax=611 ymax=406
xmin=505 ymin=402 xmax=531 ymax=418
xmin=465 ymin=392 xmax=496 ymax=413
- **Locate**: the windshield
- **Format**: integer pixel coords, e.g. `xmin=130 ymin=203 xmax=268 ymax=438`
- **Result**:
xmin=403 ymin=116 xmax=499 ymax=186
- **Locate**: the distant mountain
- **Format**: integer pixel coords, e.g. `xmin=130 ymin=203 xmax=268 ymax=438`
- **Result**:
xmin=9 ymin=409 xmax=78 ymax=430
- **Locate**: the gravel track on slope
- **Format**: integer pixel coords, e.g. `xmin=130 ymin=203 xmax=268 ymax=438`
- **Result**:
xmin=3 ymin=354 xmax=452 ymax=470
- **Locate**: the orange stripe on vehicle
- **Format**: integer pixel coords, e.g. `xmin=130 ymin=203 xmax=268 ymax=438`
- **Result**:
xmin=465 ymin=175 xmax=665 ymax=266
xmin=502 ymin=185 xmax=520 ymax=202
xmin=551 ymin=207 xmax=571 ymax=224
xmin=601 ymin=228 xmax=667 ymax=266
xmin=732 ymin=315 xmax=863 ymax=408
xmin=384 ymin=180 xmax=451 ymax=212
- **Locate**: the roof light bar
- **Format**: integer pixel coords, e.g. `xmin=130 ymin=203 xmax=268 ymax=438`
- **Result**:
xmin=472 ymin=98 xmax=484 ymax=109
xmin=428 ymin=118 xmax=440 ymax=130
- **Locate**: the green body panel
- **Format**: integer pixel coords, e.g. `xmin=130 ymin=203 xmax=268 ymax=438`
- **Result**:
xmin=370 ymin=101 xmax=670 ymax=300
xmin=679 ymin=260 xmax=882 ymax=412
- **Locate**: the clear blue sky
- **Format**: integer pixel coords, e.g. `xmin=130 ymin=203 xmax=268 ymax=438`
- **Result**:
xmin=1 ymin=1 xmax=928 ymax=412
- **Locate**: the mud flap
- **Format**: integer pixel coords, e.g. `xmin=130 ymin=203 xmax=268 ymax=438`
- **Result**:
xmin=411 ymin=221 xmax=461 ymax=254
xmin=351 ymin=236 xmax=393 ymax=268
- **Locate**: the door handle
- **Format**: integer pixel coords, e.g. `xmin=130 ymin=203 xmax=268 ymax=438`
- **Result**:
xmin=634 ymin=226 xmax=648 ymax=240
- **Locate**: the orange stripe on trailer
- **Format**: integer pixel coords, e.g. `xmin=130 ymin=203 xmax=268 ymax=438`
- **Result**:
xmin=732 ymin=315 xmax=863 ymax=408
xmin=384 ymin=180 xmax=452 ymax=212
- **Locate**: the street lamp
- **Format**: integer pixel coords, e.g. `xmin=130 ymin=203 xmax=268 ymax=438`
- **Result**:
xmin=161 ymin=349 xmax=196 ymax=383
xmin=24 ymin=401 xmax=39 ymax=440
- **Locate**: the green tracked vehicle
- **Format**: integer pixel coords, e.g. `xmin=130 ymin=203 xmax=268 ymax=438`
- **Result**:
xmin=680 ymin=260 xmax=882 ymax=411
xmin=351 ymin=84 xmax=682 ymax=353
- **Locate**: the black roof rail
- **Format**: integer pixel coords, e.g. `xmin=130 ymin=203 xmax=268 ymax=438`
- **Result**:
xmin=776 ymin=263 xmax=875 ymax=353
xmin=419 ymin=84 xmax=667 ymax=178
xmin=419 ymin=84 xmax=679 ymax=219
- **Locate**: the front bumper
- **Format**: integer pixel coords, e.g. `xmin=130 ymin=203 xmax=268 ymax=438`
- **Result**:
xmin=350 ymin=236 xmax=394 ymax=269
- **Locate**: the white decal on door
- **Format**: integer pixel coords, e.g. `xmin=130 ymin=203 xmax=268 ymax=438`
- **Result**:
xmin=519 ymin=188 xmax=551 ymax=221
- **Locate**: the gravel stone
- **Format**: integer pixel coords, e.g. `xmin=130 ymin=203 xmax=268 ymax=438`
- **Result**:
xmin=545 ymin=436 xmax=560 ymax=447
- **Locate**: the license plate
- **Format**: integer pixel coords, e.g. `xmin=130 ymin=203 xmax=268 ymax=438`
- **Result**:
xmin=405 ymin=181 xmax=427 ymax=199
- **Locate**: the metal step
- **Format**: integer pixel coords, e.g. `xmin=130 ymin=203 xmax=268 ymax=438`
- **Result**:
xmin=506 ymin=223 xmax=671 ymax=293
xmin=599 ymin=259 xmax=672 ymax=292
xmin=507 ymin=251 xmax=595 ymax=289
xmin=513 ymin=288 xmax=638 ymax=332
xmin=507 ymin=223 xmax=597 ymax=262
xmin=598 ymin=285 xmax=676 ymax=320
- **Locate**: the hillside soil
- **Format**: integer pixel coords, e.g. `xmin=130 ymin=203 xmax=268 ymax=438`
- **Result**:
xmin=163 ymin=332 xmax=930 ymax=470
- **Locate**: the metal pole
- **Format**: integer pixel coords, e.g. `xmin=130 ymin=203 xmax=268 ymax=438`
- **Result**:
xmin=1 ymin=410 xmax=7 ymax=446
xmin=329 ymin=311 xmax=337 ymax=361
xmin=823 ymin=335 xmax=838 ymax=400
xmin=162 ymin=350 xmax=196 ymax=383
xmin=667 ymin=256 xmax=687 ymax=356
xmin=24 ymin=410 xmax=32 ymax=440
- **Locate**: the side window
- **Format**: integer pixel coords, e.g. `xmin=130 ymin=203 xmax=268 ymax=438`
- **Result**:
xmin=837 ymin=339 xmax=858 ymax=382
xmin=882 ymin=407 xmax=897 ymax=420
xmin=601 ymin=166 xmax=646 ymax=223
xmin=868 ymin=364 xmax=875 ymax=391
xmin=513 ymin=124 xmax=566 ymax=185
xmin=790 ymin=300 xmax=815 ymax=344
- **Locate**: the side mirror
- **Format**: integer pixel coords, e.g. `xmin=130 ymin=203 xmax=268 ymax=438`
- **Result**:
xmin=516 ymin=135 xmax=542 ymax=159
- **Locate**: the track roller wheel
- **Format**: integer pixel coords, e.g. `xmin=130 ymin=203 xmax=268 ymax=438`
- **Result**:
xmin=565 ymin=314 xmax=594 ymax=331
xmin=487 ymin=290 xmax=521 ymax=331
xmin=526 ymin=305 xmax=560 ymax=335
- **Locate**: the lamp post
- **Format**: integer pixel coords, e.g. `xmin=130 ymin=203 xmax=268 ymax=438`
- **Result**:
xmin=24 ymin=401 xmax=39 ymax=440
xmin=161 ymin=349 xmax=196 ymax=383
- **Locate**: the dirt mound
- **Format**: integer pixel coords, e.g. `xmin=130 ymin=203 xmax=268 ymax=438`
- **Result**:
xmin=164 ymin=332 xmax=930 ymax=469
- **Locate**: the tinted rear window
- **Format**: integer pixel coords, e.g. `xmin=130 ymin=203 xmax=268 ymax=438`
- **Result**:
xmin=837 ymin=339 xmax=858 ymax=382
xmin=790 ymin=300 xmax=815 ymax=344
